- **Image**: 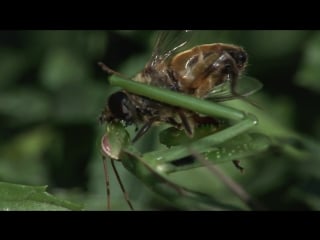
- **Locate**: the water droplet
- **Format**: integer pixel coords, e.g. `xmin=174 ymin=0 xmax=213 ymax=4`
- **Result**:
xmin=247 ymin=113 xmax=259 ymax=126
xmin=156 ymin=156 xmax=163 ymax=161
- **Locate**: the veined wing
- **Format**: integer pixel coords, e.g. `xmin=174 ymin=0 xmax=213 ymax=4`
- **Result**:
xmin=148 ymin=30 xmax=194 ymax=67
xmin=206 ymin=75 xmax=263 ymax=102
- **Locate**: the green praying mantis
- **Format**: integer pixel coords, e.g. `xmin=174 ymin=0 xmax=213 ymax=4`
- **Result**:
xmin=98 ymin=31 xmax=272 ymax=210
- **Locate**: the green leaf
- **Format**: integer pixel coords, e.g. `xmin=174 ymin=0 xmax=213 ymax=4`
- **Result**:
xmin=0 ymin=182 xmax=83 ymax=211
xmin=0 ymin=88 xmax=50 ymax=124
xmin=39 ymin=47 xmax=90 ymax=91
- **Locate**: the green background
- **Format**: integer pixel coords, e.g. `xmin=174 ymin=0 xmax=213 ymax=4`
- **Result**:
xmin=0 ymin=30 xmax=320 ymax=210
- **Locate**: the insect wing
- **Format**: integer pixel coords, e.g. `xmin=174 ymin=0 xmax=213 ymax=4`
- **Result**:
xmin=148 ymin=30 xmax=194 ymax=67
xmin=236 ymin=75 xmax=263 ymax=96
xmin=206 ymin=75 xmax=263 ymax=102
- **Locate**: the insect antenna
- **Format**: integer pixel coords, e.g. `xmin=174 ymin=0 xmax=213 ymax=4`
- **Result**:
xmin=102 ymin=155 xmax=111 ymax=210
xmin=98 ymin=62 xmax=131 ymax=80
xmin=110 ymin=160 xmax=134 ymax=210
xmin=102 ymin=156 xmax=134 ymax=210
xmin=101 ymin=134 xmax=134 ymax=210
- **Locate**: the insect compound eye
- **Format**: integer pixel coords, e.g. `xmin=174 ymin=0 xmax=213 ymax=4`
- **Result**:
xmin=227 ymin=50 xmax=248 ymax=68
xmin=108 ymin=91 xmax=133 ymax=122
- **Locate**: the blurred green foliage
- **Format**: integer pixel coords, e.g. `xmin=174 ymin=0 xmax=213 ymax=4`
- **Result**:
xmin=0 ymin=182 xmax=82 ymax=210
xmin=0 ymin=30 xmax=320 ymax=210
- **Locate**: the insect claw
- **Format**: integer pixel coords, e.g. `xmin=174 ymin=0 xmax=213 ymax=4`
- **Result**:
xmin=232 ymin=160 xmax=245 ymax=173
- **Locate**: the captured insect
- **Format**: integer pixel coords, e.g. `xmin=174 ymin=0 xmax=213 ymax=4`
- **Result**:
xmin=98 ymin=30 xmax=270 ymax=210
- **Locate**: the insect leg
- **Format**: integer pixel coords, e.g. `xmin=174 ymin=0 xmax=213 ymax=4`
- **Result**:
xmin=132 ymin=118 xmax=157 ymax=143
xmin=189 ymin=148 xmax=266 ymax=210
xmin=177 ymin=110 xmax=193 ymax=137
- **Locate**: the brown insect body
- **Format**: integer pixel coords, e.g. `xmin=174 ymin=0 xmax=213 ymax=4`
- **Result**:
xmin=100 ymin=33 xmax=249 ymax=141
xmin=170 ymin=44 xmax=247 ymax=97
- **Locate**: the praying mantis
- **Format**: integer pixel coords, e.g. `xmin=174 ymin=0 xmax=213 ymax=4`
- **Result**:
xmin=98 ymin=31 xmax=272 ymax=210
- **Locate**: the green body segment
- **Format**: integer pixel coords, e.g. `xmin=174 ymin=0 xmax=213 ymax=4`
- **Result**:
xmin=109 ymin=75 xmax=246 ymax=121
xmin=143 ymin=113 xmax=258 ymax=168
